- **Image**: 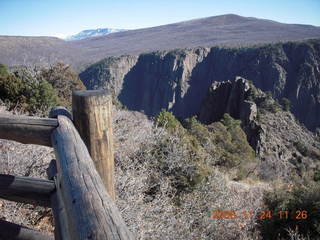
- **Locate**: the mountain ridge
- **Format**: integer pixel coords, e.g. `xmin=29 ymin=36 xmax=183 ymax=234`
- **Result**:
xmin=73 ymin=13 xmax=320 ymax=59
xmin=1 ymin=14 xmax=320 ymax=72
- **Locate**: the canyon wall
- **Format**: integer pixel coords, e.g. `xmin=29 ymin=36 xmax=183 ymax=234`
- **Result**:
xmin=80 ymin=39 xmax=320 ymax=130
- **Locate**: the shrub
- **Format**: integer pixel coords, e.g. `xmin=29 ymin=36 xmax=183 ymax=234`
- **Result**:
xmin=258 ymin=91 xmax=282 ymax=113
xmin=0 ymin=64 xmax=58 ymax=115
xmin=154 ymin=112 xmax=213 ymax=193
xmin=265 ymin=91 xmax=273 ymax=98
xmin=221 ymin=113 xmax=241 ymax=128
xmin=294 ymin=141 xmax=308 ymax=157
xmin=113 ymin=108 xmax=265 ymax=239
xmin=0 ymin=71 xmax=25 ymax=104
xmin=184 ymin=114 xmax=256 ymax=180
xmin=281 ymin=97 xmax=291 ymax=111
xmin=0 ymin=62 xmax=87 ymax=115
xmin=155 ymin=109 xmax=181 ymax=130
xmin=0 ymin=63 xmax=9 ymax=77
xmin=258 ymin=180 xmax=320 ymax=239
xmin=39 ymin=62 xmax=85 ymax=107
xmin=26 ymin=80 xmax=59 ymax=114
xmin=259 ymin=99 xmax=281 ymax=113
xmin=314 ymin=170 xmax=320 ymax=182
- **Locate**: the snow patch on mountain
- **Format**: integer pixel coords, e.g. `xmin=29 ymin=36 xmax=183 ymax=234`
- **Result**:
xmin=65 ymin=28 xmax=127 ymax=41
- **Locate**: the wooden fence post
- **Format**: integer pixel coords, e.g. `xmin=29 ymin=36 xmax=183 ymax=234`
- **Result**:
xmin=72 ymin=90 xmax=115 ymax=200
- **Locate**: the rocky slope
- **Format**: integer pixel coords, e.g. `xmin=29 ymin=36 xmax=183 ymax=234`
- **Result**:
xmin=198 ymin=77 xmax=320 ymax=180
xmin=80 ymin=39 xmax=320 ymax=131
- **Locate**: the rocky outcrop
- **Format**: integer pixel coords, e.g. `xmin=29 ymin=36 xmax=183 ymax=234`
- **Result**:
xmin=199 ymin=77 xmax=257 ymax=124
xmin=199 ymin=77 xmax=263 ymax=150
xmin=197 ymin=77 xmax=320 ymax=180
xmin=80 ymin=55 xmax=138 ymax=96
xmin=81 ymin=47 xmax=212 ymax=117
xmin=80 ymin=39 xmax=320 ymax=131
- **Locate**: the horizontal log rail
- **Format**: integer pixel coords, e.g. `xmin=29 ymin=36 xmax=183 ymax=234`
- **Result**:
xmin=0 ymin=219 xmax=54 ymax=240
xmin=0 ymin=174 xmax=54 ymax=207
xmin=0 ymin=90 xmax=133 ymax=240
xmin=0 ymin=115 xmax=58 ymax=146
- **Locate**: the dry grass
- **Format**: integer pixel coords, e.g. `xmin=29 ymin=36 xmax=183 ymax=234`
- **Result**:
xmin=0 ymin=108 xmax=54 ymax=232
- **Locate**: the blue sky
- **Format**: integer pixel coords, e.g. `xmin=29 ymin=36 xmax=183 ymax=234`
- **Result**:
xmin=0 ymin=0 xmax=319 ymax=38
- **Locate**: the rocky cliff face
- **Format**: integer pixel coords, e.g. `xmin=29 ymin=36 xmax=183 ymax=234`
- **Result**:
xmin=80 ymin=55 xmax=138 ymax=96
xmin=199 ymin=77 xmax=262 ymax=150
xmin=199 ymin=77 xmax=258 ymax=125
xmin=80 ymin=39 xmax=320 ymax=131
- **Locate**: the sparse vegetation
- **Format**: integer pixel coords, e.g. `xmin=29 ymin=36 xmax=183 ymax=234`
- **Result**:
xmin=259 ymin=180 xmax=320 ymax=239
xmin=114 ymin=108 xmax=265 ymax=239
xmin=294 ymin=141 xmax=309 ymax=157
xmin=0 ymin=62 xmax=85 ymax=115
xmin=157 ymin=112 xmax=258 ymax=180
xmin=314 ymin=170 xmax=320 ymax=182
xmin=0 ymin=63 xmax=59 ymax=115
xmin=259 ymin=94 xmax=281 ymax=113
xmin=154 ymin=109 xmax=181 ymax=131
xmin=2 ymin=102 xmax=320 ymax=239
xmin=281 ymin=97 xmax=291 ymax=111
xmin=39 ymin=62 xmax=86 ymax=107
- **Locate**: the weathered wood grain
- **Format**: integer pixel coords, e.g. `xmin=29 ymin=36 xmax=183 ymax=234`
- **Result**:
xmin=47 ymin=159 xmax=70 ymax=240
xmin=0 ymin=174 xmax=54 ymax=207
xmin=72 ymin=90 xmax=115 ymax=200
xmin=51 ymin=115 xmax=134 ymax=240
xmin=0 ymin=219 xmax=54 ymax=240
xmin=0 ymin=115 xmax=58 ymax=146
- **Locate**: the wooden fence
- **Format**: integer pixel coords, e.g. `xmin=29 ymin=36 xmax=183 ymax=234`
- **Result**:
xmin=0 ymin=90 xmax=134 ymax=240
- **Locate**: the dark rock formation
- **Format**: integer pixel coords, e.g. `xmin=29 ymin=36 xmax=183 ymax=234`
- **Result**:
xmin=199 ymin=76 xmax=257 ymax=125
xmin=198 ymin=77 xmax=263 ymax=150
xmin=80 ymin=39 xmax=320 ymax=131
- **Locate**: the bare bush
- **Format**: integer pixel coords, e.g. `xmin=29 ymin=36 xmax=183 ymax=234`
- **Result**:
xmin=0 ymin=106 xmax=269 ymax=238
xmin=113 ymin=108 xmax=267 ymax=239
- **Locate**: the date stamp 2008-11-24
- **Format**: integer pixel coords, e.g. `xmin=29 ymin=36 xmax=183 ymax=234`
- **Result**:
xmin=211 ymin=210 xmax=308 ymax=220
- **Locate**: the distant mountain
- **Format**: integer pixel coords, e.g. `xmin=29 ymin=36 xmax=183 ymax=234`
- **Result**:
xmin=65 ymin=28 xmax=127 ymax=41
xmin=73 ymin=14 xmax=320 ymax=59
xmin=1 ymin=14 xmax=320 ymax=71
xmin=0 ymin=36 xmax=88 ymax=71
